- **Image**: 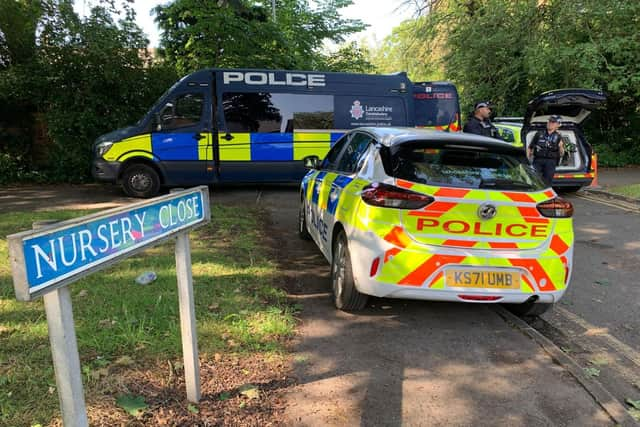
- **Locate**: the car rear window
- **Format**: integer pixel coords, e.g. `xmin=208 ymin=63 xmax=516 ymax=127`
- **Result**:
xmin=384 ymin=142 xmax=545 ymax=191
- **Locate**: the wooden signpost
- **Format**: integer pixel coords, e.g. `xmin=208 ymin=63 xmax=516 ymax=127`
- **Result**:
xmin=7 ymin=186 xmax=211 ymax=426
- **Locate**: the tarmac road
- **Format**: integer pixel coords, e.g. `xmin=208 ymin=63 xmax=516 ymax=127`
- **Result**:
xmin=537 ymin=192 xmax=640 ymax=415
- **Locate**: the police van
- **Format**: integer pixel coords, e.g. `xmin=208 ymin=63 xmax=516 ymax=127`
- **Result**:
xmin=92 ymin=68 xmax=418 ymax=197
xmin=413 ymin=81 xmax=461 ymax=132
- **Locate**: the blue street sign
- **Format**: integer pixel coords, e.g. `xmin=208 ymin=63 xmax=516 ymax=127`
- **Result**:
xmin=8 ymin=186 xmax=210 ymax=301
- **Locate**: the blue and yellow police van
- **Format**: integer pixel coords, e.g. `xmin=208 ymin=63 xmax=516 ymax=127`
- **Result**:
xmin=92 ymin=68 xmax=418 ymax=197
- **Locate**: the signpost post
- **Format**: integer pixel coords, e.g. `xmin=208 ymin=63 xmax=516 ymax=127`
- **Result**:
xmin=7 ymin=186 xmax=211 ymax=425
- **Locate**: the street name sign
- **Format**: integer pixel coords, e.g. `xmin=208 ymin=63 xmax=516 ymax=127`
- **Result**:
xmin=7 ymin=186 xmax=210 ymax=426
xmin=9 ymin=186 xmax=210 ymax=301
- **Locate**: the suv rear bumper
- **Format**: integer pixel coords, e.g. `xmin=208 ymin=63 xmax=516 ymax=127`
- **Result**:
xmin=552 ymin=174 xmax=594 ymax=188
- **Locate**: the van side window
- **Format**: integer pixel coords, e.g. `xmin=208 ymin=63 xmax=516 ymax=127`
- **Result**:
xmin=223 ymin=92 xmax=334 ymax=133
xmin=160 ymin=93 xmax=204 ymax=131
xmin=335 ymin=132 xmax=372 ymax=173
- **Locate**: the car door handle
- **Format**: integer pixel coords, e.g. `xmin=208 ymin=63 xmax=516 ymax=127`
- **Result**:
xmin=223 ymin=133 xmax=234 ymax=141
xmin=193 ymin=133 xmax=205 ymax=141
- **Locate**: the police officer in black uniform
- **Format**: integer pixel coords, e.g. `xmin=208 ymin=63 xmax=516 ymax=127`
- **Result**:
xmin=528 ymin=115 xmax=565 ymax=187
xmin=463 ymin=101 xmax=499 ymax=139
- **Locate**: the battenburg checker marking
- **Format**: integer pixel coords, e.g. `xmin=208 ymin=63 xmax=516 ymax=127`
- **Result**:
xmin=8 ymin=186 xmax=210 ymax=301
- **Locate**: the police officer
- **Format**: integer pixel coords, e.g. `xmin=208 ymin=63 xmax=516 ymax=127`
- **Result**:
xmin=528 ymin=115 xmax=565 ymax=186
xmin=463 ymin=101 xmax=499 ymax=139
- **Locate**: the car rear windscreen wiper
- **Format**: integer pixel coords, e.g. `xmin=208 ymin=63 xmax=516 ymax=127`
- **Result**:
xmin=479 ymin=179 xmax=537 ymax=190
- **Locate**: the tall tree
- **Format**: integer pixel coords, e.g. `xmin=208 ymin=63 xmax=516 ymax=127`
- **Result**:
xmin=323 ymin=41 xmax=375 ymax=74
xmin=153 ymin=0 xmax=366 ymax=74
xmin=0 ymin=0 xmax=177 ymax=182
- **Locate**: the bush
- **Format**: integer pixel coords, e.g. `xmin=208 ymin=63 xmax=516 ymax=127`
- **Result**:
xmin=0 ymin=2 xmax=178 ymax=184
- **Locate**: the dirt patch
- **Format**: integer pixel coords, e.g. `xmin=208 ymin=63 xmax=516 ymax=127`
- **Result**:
xmin=48 ymin=354 xmax=294 ymax=427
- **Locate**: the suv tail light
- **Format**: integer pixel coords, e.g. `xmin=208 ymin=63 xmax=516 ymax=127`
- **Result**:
xmin=361 ymin=182 xmax=434 ymax=209
xmin=536 ymin=197 xmax=574 ymax=218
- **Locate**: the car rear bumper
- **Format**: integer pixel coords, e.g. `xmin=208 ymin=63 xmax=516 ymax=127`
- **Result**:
xmin=347 ymin=226 xmax=571 ymax=304
xmin=354 ymin=277 xmax=566 ymax=304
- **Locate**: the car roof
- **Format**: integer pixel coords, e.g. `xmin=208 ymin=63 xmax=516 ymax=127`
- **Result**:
xmin=355 ymin=127 xmax=524 ymax=154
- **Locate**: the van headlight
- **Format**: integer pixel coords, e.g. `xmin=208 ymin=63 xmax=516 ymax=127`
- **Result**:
xmin=95 ymin=141 xmax=113 ymax=158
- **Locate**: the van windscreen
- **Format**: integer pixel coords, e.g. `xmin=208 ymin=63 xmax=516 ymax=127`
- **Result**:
xmin=414 ymin=92 xmax=459 ymax=128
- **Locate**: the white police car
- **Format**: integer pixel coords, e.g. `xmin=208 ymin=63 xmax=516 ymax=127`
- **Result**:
xmin=299 ymin=127 xmax=574 ymax=315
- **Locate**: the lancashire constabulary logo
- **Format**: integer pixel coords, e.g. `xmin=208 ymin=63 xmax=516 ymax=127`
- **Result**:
xmin=350 ymin=100 xmax=364 ymax=120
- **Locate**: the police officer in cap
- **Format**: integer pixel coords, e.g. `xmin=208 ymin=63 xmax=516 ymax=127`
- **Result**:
xmin=463 ymin=101 xmax=499 ymax=139
xmin=528 ymin=115 xmax=565 ymax=186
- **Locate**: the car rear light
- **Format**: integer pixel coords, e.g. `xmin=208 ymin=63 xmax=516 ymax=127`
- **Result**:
xmin=370 ymin=257 xmax=380 ymax=277
xmin=361 ymin=182 xmax=434 ymax=209
xmin=536 ymin=197 xmax=574 ymax=218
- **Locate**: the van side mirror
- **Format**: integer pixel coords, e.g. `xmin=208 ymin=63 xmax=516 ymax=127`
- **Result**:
xmin=154 ymin=113 xmax=162 ymax=131
xmin=303 ymin=155 xmax=320 ymax=169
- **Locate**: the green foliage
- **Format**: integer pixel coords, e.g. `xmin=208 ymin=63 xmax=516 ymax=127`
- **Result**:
xmin=0 ymin=0 xmax=41 ymax=68
xmin=376 ymin=0 xmax=640 ymax=164
xmin=322 ymin=41 xmax=375 ymax=74
xmin=116 ymin=394 xmax=148 ymax=417
xmin=153 ymin=0 xmax=366 ymax=73
xmin=371 ymin=17 xmax=445 ymax=81
xmin=0 ymin=0 xmax=178 ymax=183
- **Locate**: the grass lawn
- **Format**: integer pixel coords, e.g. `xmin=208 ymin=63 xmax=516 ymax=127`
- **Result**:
xmin=607 ymin=183 xmax=640 ymax=199
xmin=0 ymin=204 xmax=295 ymax=426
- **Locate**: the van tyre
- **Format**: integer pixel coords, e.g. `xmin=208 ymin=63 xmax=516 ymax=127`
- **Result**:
xmin=298 ymin=200 xmax=311 ymax=240
xmin=506 ymin=301 xmax=553 ymax=317
xmin=331 ymin=230 xmax=368 ymax=311
xmin=122 ymin=164 xmax=160 ymax=198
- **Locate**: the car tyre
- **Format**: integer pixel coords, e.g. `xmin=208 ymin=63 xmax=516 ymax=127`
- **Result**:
xmin=506 ymin=301 xmax=553 ymax=317
xmin=298 ymin=199 xmax=311 ymax=240
xmin=122 ymin=164 xmax=160 ymax=198
xmin=331 ymin=230 xmax=368 ymax=311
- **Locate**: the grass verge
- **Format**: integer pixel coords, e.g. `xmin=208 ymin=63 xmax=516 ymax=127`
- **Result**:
xmin=607 ymin=184 xmax=640 ymax=200
xmin=0 ymin=204 xmax=295 ymax=426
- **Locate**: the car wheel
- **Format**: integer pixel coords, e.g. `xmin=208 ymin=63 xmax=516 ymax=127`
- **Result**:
xmin=331 ymin=230 xmax=368 ymax=311
xmin=505 ymin=301 xmax=553 ymax=317
xmin=122 ymin=164 xmax=160 ymax=198
xmin=298 ymin=199 xmax=311 ymax=240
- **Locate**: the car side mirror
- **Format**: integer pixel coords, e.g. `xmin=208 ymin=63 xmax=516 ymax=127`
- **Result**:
xmin=303 ymin=155 xmax=320 ymax=169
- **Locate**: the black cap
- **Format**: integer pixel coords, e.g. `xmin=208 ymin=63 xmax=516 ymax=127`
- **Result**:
xmin=474 ymin=101 xmax=492 ymax=110
xmin=548 ymin=115 xmax=562 ymax=123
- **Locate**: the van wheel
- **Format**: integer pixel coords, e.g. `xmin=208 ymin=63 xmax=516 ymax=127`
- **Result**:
xmin=331 ymin=231 xmax=368 ymax=311
xmin=122 ymin=164 xmax=160 ymax=198
xmin=298 ymin=200 xmax=311 ymax=240
xmin=505 ymin=302 xmax=553 ymax=317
